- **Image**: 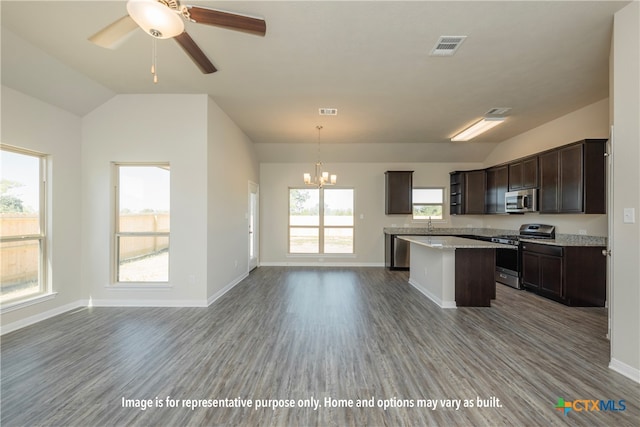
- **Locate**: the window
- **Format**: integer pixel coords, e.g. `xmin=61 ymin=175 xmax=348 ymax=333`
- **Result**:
xmin=289 ymin=188 xmax=354 ymax=254
xmin=1 ymin=146 xmax=47 ymax=304
xmin=115 ymin=164 xmax=170 ymax=283
xmin=412 ymin=188 xmax=445 ymax=220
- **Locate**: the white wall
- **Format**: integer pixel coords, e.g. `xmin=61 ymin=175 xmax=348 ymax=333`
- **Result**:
xmin=260 ymin=161 xmax=483 ymax=265
xmin=81 ymin=94 xmax=209 ymax=306
xmin=206 ymin=97 xmax=259 ymax=301
xmin=481 ymin=99 xmax=610 ymax=236
xmin=611 ymin=1 xmax=640 ymax=381
xmin=1 ymin=86 xmax=83 ymax=327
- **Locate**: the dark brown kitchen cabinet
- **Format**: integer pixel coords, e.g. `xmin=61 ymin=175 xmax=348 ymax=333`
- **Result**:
xmin=450 ymin=170 xmax=485 ymax=215
xmin=508 ymin=156 xmax=538 ymax=190
xmin=464 ymin=170 xmax=486 ymax=214
xmin=521 ymin=242 xmax=606 ymax=306
xmin=539 ymin=139 xmax=606 ymax=214
xmin=485 ymin=165 xmax=508 ymax=214
xmin=385 ymin=171 xmax=413 ymax=214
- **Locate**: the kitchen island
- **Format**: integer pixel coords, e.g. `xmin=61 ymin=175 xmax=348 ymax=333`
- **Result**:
xmin=399 ymin=236 xmax=515 ymax=308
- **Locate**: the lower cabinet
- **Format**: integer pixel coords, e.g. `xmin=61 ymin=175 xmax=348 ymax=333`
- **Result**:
xmin=521 ymin=242 xmax=606 ymax=306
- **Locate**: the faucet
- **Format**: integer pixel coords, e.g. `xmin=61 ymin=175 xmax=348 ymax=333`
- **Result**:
xmin=427 ymin=216 xmax=434 ymax=232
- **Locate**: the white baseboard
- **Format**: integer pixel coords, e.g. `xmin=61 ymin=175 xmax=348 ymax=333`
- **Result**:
xmin=1 ymin=273 xmax=252 ymax=335
xmin=260 ymin=261 xmax=385 ymax=267
xmin=0 ymin=300 xmax=85 ymax=335
xmin=408 ymin=278 xmax=457 ymax=309
xmin=609 ymin=358 xmax=640 ymax=383
xmin=207 ymin=271 xmax=249 ymax=306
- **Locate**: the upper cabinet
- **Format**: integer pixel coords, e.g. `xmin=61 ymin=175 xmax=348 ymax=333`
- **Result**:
xmin=385 ymin=171 xmax=413 ymax=214
xmin=450 ymin=170 xmax=486 ymax=215
xmin=539 ymin=139 xmax=606 ymax=214
xmin=508 ymin=156 xmax=538 ymax=190
xmin=485 ymin=165 xmax=508 ymax=214
xmin=451 ymin=138 xmax=606 ymax=216
xmin=464 ymin=170 xmax=487 ymax=214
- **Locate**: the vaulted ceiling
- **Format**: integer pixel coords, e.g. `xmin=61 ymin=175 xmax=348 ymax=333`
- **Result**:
xmin=1 ymin=1 xmax=629 ymax=162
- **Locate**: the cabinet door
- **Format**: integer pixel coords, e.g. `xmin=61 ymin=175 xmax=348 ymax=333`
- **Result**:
xmin=521 ymin=251 xmax=540 ymax=290
xmin=464 ymin=170 xmax=486 ymax=214
xmin=539 ymin=151 xmax=559 ymax=213
xmin=508 ymin=162 xmax=523 ymax=190
xmin=485 ymin=166 xmax=508 ymax=214
xmin=559 ymin=144 xmax=583 ymax=213
xmin=385 ymin=171 xmax=413 ymax=214
xmin=509 ymin=157 xmax=538 ymax=190
xmin=539 ymin=255 xmax=563 ymax=298
xmin=522 ymin=157 xmax=539 ymax=188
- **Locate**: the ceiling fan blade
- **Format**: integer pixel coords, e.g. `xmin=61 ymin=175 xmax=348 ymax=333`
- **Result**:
xmin=89 ymin=15 xmax=139 ymax=49
xmin=185 ymin=6 xmax=266 ymax=36
xmin=174 ymin=32 xmax=217 ymax=74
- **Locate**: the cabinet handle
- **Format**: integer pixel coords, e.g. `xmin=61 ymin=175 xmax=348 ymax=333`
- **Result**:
xmin=602 ymin=249 xmax=611 ymax=256
xmin=522 ymin=245 xmax=527 ymax=250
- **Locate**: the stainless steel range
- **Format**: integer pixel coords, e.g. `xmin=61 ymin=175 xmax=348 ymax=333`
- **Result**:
xmin=491 ymin=224 xmax=556 ymax=289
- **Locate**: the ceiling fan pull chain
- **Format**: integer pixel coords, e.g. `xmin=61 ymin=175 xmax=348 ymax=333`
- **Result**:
xmin=151 ymin=38 xmax=158 ymax=84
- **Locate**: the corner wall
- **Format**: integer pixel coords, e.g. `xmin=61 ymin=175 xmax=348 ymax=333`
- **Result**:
xmin=206 ymin=97 xmax=260 ymax=303
xmin=81 ymin=94 xmax=209 ymax=306
xmin=1 ymin=86 xmax=83 ymax=330
xmin=611 ymin=0 xmax=640 ymax=382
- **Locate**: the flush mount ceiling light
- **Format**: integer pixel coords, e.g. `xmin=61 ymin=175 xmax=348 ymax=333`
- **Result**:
xmin=126 ymin=0 xmax=184 ymax=39
xmin=451 ymin=117 xmax=506 ymax=142
xmin=303 ymin=126 xmax=337 ymax=188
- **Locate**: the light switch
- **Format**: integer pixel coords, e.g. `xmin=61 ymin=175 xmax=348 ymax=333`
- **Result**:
xmin=623 ymin=208 xmax=636 ymax=224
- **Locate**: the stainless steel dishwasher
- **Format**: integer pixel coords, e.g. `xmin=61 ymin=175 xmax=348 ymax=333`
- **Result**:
xmin=393 ymin=235 xmax=410 ymax=269
xmin=385 ymin=234 xmax=411 ymax=270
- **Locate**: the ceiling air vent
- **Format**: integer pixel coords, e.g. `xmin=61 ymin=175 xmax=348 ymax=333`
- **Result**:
xmin=429 ymin=36 xmax=467 ymax=56
xmin=485 ymin=107 xmax=511 ymax=116
xmin=319 ymin=108 xmax=338 ymax=116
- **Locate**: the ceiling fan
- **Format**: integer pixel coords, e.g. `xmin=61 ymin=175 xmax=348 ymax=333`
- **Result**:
xmin=89 ymin=0 xmax=266 ymax=75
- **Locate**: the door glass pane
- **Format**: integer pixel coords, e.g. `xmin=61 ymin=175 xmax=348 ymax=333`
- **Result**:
xmin=1 ymin=150 xmax=40 ymax=236
xmin=119 ymin=166 xmax=170 ymax=232
xmin=0 ymin=239 xmax=41 ymax=303
xmin=289 ymin=228 xmax=319 ymax=253
xmin=118 ymin=236 xmax=169 ymax=282
xmin=289 ymin=189 xmax=319 ymax=226
xmin=324 ymin=189 xmax=354 ymax=226
xmin=324 ymin=228 xmax=353 ymax=253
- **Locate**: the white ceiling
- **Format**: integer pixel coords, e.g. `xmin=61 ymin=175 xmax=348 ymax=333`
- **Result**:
xmin=0 ymin=1 xmax=629 ymax=162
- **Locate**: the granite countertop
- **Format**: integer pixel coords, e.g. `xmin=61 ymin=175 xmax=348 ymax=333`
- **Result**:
xmin=384 ymin=227 xmax=607 ymax=247
xmin=398 ymin=235 xmax=517 ymax=250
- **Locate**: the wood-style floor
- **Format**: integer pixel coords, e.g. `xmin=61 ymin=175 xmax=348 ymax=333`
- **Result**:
xmin=1 ymin=267 xmax=638 ymax=426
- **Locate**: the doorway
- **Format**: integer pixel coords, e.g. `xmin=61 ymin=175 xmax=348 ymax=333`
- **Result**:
xmin=248 ymin=181 xmax=259 ymax=271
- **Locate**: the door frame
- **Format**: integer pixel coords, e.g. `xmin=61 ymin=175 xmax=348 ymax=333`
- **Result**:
xmin=248 ymin=181 xmax=259 ymax=271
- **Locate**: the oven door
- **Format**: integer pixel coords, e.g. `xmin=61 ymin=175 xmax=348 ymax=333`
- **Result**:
xmin=495 ymin=246 xmax=521 ymax=289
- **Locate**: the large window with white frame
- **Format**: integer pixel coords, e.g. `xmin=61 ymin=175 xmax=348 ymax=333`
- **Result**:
xmin=289 ymin=188 xmax=354 ymax=254
xmin=1 ymin=146 xmax=47 ymax=304
xmin=115 ymin=163 xmax=170 ymax=283
xmin=412 ymin=187 xmax=445 ymax=220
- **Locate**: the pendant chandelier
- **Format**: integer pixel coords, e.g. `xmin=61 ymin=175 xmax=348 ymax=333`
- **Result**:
xmin=303 ymin=125 xmax=336 ymax=187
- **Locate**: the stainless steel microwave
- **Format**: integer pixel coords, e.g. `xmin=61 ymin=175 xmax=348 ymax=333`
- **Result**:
xmin=505 ymin=189 xmax=538 ymax=213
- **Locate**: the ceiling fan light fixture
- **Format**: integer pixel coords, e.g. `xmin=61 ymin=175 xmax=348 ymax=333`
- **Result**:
xmin=451 ymin=117 xmax=505 ymax=142
xmin=127 ymin=0 xmax=184 ymax=39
